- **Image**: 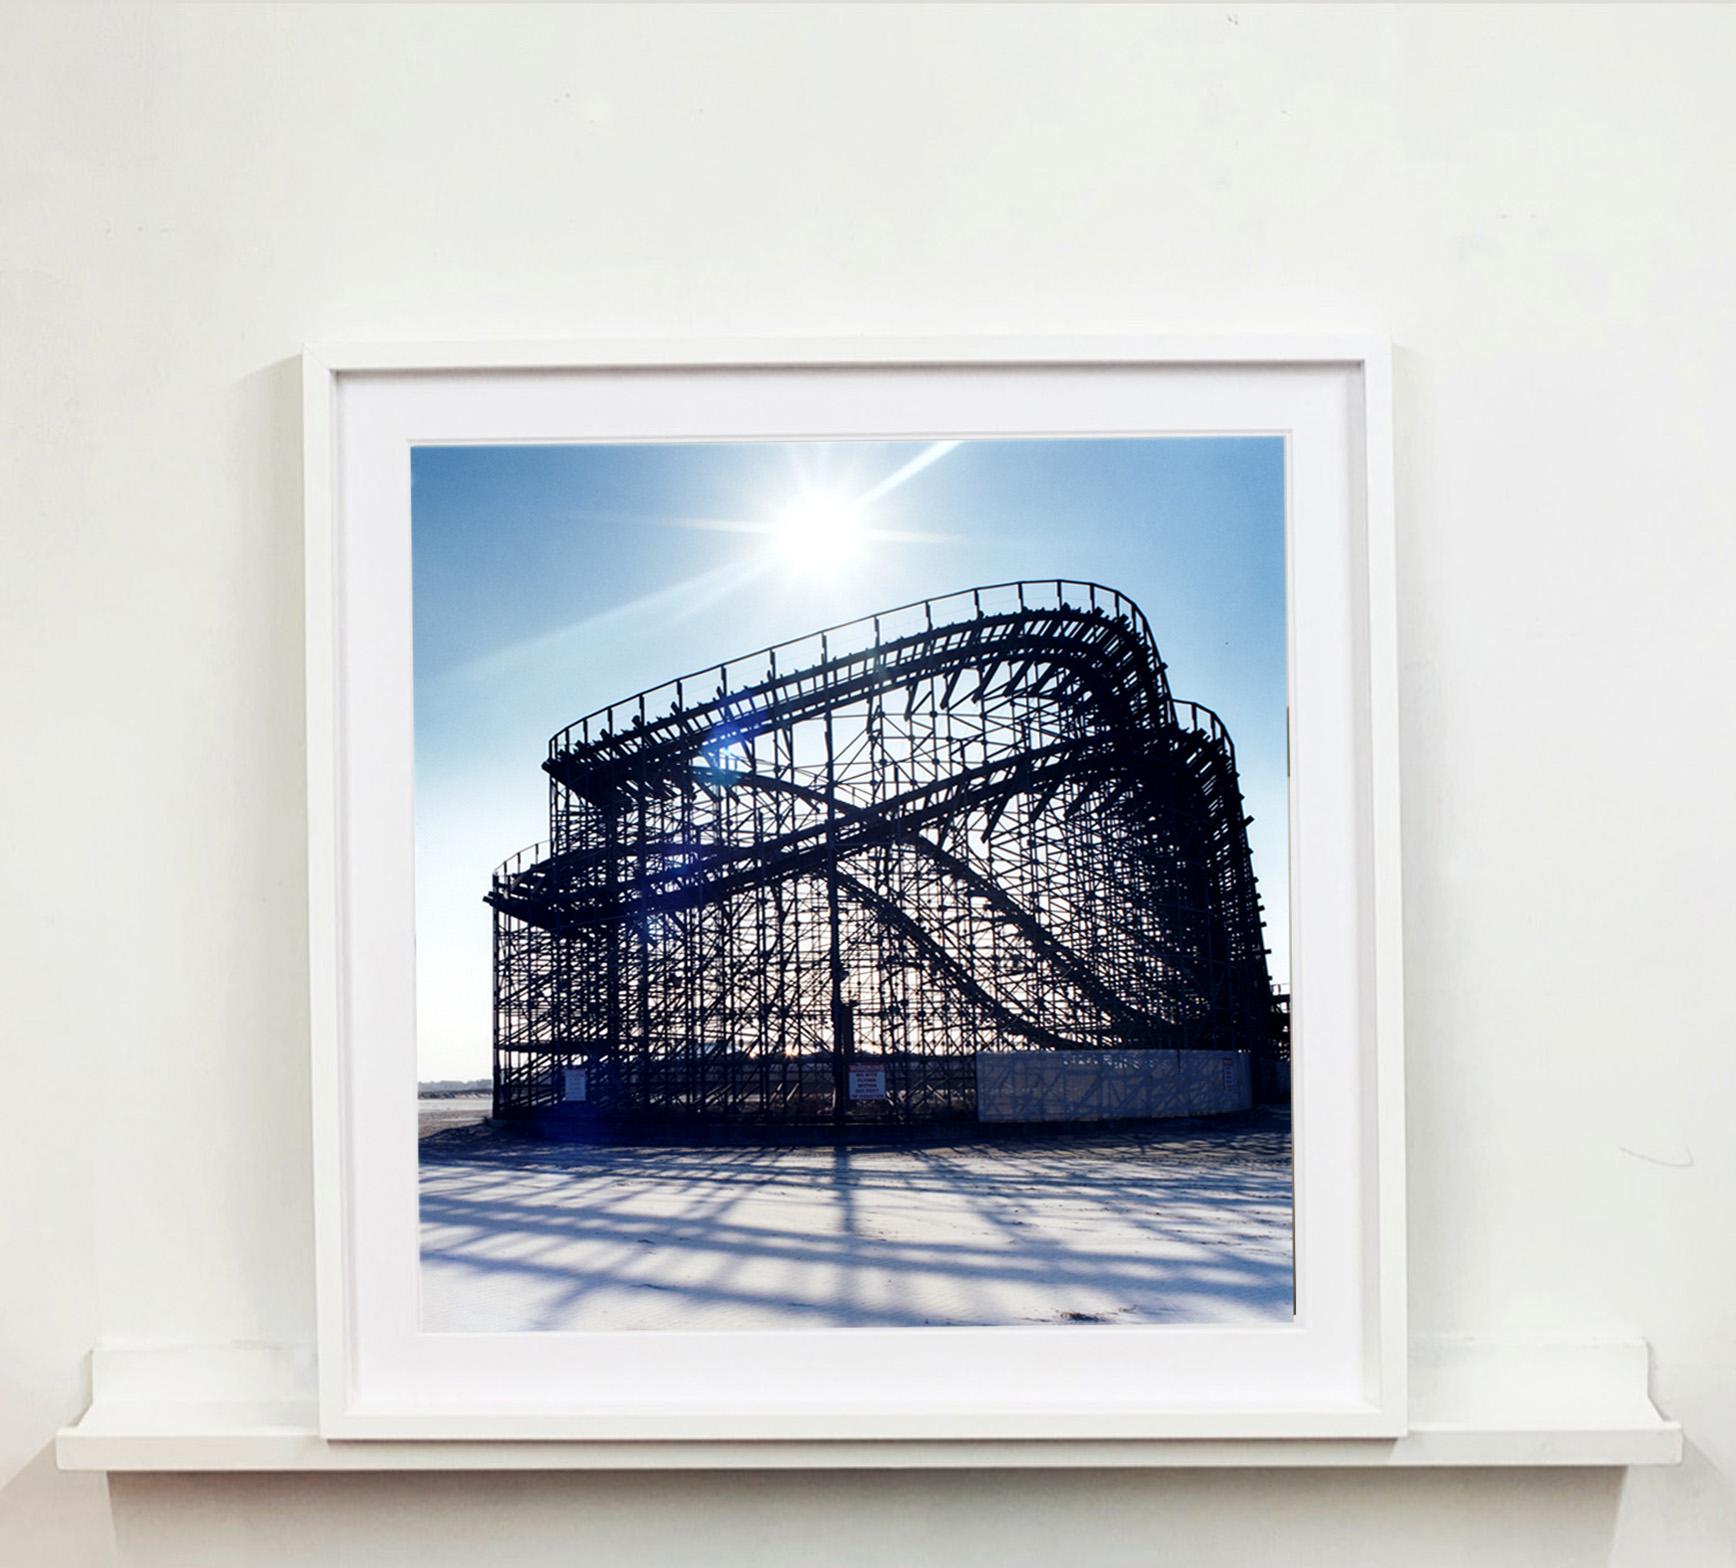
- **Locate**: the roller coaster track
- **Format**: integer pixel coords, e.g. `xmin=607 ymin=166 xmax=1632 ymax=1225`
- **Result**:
xmin=489 ymin=580 xmax=1275 ymax=1126
xmin=492 ymin=759 xmax=1186 ymax=1047
xmin=542 ymin=596 xmax=1172 ymax=800
xmin=739 ymin=771 xmax=1192 ymax=1037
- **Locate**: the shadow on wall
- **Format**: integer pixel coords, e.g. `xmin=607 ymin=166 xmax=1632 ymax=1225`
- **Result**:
xmin=0 ymin=1445 xmax=118 ymax=1567
xmin=95 ymin=1465 xmax=1631 ymax=1568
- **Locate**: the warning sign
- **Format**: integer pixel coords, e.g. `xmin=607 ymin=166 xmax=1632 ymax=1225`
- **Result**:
xmin=563 ymin=1067 xmax=589 ymax=1103
xmin=847 ymin=1066 xmax=887 ymax=1101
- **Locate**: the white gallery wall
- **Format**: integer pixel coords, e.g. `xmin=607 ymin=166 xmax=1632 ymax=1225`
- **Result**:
xmin=2 ymin=4 xmax=1733 ymax=1563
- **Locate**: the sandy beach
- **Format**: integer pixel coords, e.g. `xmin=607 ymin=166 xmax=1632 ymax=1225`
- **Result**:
xmin=418 ymin=1110 xmax=1292 ymax=1332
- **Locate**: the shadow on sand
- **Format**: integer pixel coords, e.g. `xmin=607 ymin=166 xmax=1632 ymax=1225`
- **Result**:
xmin=418 ymin=1109 xmax=1294 ymax=1333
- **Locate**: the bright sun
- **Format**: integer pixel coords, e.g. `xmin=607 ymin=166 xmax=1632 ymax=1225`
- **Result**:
xmin=770 ymin=493 xmax=866 ymax=576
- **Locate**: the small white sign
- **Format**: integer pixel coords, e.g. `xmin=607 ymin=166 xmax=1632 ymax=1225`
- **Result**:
xmin=847 ymin=1066 xmax=886 ymax=1102
xmin=563 ymin=1067 xmax=588 ymax=1103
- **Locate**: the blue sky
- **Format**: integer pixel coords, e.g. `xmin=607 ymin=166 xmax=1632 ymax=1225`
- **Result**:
xmin=411 ymin=437 xmax=1288 ymax=1080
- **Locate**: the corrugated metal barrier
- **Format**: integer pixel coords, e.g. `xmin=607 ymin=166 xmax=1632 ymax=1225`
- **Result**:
xmin=974 ymin=1049 xmax=1253 ymax=1122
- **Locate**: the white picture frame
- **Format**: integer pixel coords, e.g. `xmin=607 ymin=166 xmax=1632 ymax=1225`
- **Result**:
xmin=303 ymin=337 xmax=1405 ymax=1448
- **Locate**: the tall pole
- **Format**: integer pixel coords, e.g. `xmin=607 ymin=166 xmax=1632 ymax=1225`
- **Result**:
xmin=823 ymin=698 xmax=850 ymax=1131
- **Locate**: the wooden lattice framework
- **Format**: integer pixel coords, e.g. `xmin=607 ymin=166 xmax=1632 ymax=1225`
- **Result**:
xmin=488 ymin=581 xmax=1280 ymax=1129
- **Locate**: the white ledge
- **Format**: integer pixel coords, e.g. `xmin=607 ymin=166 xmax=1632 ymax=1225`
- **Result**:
xmin=57 ymin=1339 xmax=1680 ymax=1471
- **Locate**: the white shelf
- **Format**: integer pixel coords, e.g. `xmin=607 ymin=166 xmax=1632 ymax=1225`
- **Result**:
xmin=56 ymin=1338 xmax=1680 ymax=1472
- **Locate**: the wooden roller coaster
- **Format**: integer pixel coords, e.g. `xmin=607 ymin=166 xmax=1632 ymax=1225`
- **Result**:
xmin=488 ymin=580 xmax=1281 ymax=1130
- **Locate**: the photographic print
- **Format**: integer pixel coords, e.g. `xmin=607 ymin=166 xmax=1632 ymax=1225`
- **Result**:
xmin=413 ymin=435 xmax=1292 ymax=1334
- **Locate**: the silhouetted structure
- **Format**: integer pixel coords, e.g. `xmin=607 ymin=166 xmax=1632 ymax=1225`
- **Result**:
xmin=488 ymin=581 xmax=1279 ymax=1129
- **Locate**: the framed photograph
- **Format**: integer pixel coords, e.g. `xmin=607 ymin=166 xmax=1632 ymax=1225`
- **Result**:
xmin=304 ymin=338 xmax=1403 ymax=1447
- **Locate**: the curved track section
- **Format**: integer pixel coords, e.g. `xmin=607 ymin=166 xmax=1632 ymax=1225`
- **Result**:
xmin=489 ymin=580 xmax=1276 ymax=1127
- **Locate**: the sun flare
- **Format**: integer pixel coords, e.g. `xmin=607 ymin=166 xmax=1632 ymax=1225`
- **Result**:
xmin=770 ymin=493 xmax=866 ymax=576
